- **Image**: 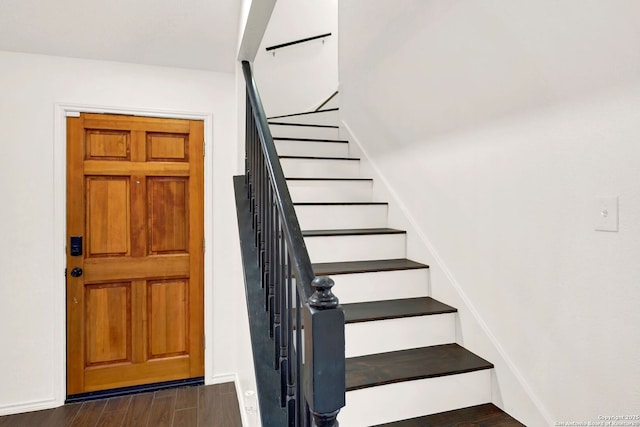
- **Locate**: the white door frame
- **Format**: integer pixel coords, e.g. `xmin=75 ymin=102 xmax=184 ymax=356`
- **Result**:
xmin=53 ymin=103 xmax=214 ymax=405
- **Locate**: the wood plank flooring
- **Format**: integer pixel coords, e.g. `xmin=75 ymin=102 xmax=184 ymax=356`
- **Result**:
xmin=0 ymin=383 xmax=242 ymax=427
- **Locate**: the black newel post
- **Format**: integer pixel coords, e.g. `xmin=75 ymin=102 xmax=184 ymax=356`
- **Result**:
xmin=304 ymin=277 xmax=345 ymax=427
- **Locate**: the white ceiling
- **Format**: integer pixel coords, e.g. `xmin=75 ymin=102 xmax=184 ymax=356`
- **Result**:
xmin=0 ymin=0 xmax=241 ymax=73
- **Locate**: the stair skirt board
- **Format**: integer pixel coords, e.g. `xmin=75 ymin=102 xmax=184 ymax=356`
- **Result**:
xmin=345 ymin=314 xmax=456 ymax=357
xmin=287 ymin=179 xmax=372 ymax=202
xmin=304 ymin=268 xmax=429 ymax=304
xmin=295 ymin=203 xmax=389 ymax=230
xmin=275 ymin=139 xmax=349 ymax=158
xmin=280 ymin=156 xmax=360 ymax=178
xmin=269 ymin=123 xmax=340 ymax=139
xmin=340 ymin=370 xmax=492 ymax=427
xmin=304 ymin=233 xmax=406 ymax=263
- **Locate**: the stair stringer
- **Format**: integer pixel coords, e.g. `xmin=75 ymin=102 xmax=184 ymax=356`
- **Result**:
xmin=340 ymin=119 xmax=553 ymax=427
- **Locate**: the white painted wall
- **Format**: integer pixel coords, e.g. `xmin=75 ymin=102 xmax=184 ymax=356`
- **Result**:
xmin=0 ymin=50 xmax=250 ymax=415
xmin=253 ymin=0 xmax=338 ymax=117
xmin=339 ymin=0 xmax=640 ymax=425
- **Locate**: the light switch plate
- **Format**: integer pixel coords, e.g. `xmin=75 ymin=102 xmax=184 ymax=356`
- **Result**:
xmin=594 ymin=196 xmax=618 ymax=232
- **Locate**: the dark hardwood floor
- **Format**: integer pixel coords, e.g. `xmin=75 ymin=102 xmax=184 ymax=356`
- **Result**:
xmin=0 ymin=383 xmax=242 ymax=427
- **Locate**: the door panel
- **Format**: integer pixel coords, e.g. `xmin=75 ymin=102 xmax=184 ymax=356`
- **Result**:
xmin=148 ymin=279 xmax=189 ymax=358
xmin=67 ymin=113 xmax=204 ymax=395
xmin=85 ymin=283 xmax=132 ymax=366
xmin=86 ymin=177 xmax=131 ymax=257
xmin=148 ymin=178 xmax=189 ymax=254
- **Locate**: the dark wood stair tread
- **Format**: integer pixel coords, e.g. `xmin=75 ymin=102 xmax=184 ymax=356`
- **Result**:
xmin=279 ymin=155 xmax=359 ymax=161
xmin=268 ymin=107 xmax=338 ymax=120
xmin=274 ymin=137 xmax=348 ymax=143
xmin=373 ymin=403 xmax=525 ymax=426
xmin=287 ymin=177 xmax=371 ymax=181
xmin=302 ymin=228 xmax=405 ymax=237
xmin=312 ymin=258 xmax=427 ymax=275
xmin=294 ymin=201 xmax=388 ymax=206
xmin=342 ymin=297 xmax=456 ymax=324
xmin=346 ymin=344 xmax=493 ymax=391
xmin=268 ymin=122 xmax=339 ymax=129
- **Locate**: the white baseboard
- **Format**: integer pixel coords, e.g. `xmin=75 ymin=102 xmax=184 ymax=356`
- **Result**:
xmin=207 ymin=373 xmax=238 ymax=385
xmin=0 ymin=398 xmax=58 ymax=417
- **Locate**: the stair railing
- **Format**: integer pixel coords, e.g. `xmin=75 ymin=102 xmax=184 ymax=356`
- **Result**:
xmin=242 ymin=60 xmax=345 ymax=426
xmin=265 ymin=33 xmax=332 ymax=54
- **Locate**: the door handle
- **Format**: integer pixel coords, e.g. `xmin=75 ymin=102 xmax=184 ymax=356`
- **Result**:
xmin=70 ymin=267 xmax=83 ymax=277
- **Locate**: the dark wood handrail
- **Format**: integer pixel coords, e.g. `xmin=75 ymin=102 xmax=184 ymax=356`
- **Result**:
xmin=241 ymin=60 xmax=345 ymax=427
xmin=265 ymin=33 xmax=332 ymax=52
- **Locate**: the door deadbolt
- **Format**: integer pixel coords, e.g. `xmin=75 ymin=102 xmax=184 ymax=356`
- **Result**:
xmin=70 ymin=267 xmax=83 ymax=277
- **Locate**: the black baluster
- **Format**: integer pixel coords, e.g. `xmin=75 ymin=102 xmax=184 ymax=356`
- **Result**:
xmin=277 ymin=223 xmax=286 ymax=401
xmin=245 ymin=91 xmax=250 ymax=190
xmin=260 ymin=159 xmax=267 ymax=298
xmin=285 ymin=252 xmax=296 ymax=426
xmin=295 ymin=288 xmax=304 ymax=426
xmin=267 ymin=184 xmax=276 ymax=326
xmin=272 ymin=201 xmax=281 ymax=354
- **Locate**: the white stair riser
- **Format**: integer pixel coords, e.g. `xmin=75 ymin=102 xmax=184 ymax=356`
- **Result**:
xmin=281 ymin=158 xmax=360 ymax=179
xmin=270 ymin=125 xmax=339 ymax=140
xmin=340 ymin=370 xmax=492 ymax=427
xmin=304 ymin=233 xmax=406 ymax=263
xmin=295 ymin=204 xmax=388 ymax=230
xmin=295 ymin=314 xmax=454 ymax=359
xmin=327 ymin=269 xmax=429 ymax=304
xmin=270 ymin=110 xmax=339 ymax=126
xmin=345 ymin=314 xmax=456 ymax=358
xmin=288 ymin=180 xmax=372 ymax=203
xmin=275 ymin=140 xmax=348 ymax=158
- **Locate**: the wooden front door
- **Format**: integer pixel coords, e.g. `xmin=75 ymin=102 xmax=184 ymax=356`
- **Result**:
xmin=66 ymin=113 xmax=204 ymax=395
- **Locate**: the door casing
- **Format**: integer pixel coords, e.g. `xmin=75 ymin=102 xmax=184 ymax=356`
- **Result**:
xmin=53 ymin=103 xmax=214 ymax=405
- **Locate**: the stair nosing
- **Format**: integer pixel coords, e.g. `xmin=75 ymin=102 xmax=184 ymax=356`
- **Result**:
xmin=302 ymin=228 xmax=405 ymax=237
xmin=279 ymin=155 xmax=359 ymax=161
xmin=269 ymin=122 xmax=339 ymax=129
xmin=274 ymin=137 xmax=348 ymax=143
xmin=287 ymin=177 xmax=372 ymax=182
xmin=294 ymin=202 xmax=388 ymax=206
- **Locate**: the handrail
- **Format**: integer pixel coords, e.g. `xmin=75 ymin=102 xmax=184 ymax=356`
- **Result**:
xmin=242 ymin=61 xmax=315 ymax=300
xmin=241 ymin=60 xmax=345 ymax=426
xmin=265 ymin=33 xmax=332 ymax=53
xmin=315 ymin=90 xmax=339 ymax=112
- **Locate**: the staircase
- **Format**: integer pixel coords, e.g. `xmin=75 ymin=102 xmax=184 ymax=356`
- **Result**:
xmin=267 ymin=107 xmax=525 ymax=426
